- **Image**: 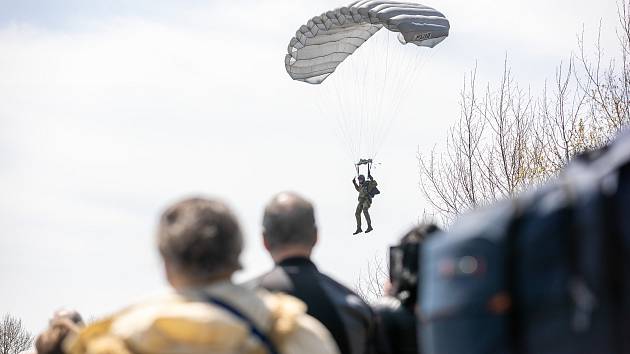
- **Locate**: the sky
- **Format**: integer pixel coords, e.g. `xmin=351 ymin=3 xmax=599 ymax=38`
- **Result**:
xmin=0 ymin=0 xmax=622 ymax=334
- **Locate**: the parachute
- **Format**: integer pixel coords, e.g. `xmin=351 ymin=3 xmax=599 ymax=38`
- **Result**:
xmin=285 ymin=1 xmax=450 ymax=162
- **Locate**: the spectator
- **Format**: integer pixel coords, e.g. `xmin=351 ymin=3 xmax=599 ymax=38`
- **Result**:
xmin=248 ymin=192 xmax=375 ymax=354
xmin=62 ymin=197 xmax=339 ymax=354
xmin=372 ymin=224 xmax=440 ymax=354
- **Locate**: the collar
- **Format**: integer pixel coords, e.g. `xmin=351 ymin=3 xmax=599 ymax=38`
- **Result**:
xmin=176 ymin=280 xmax=271 ymax=328
xmin=277 ymin=256 xmax=317 ymax=269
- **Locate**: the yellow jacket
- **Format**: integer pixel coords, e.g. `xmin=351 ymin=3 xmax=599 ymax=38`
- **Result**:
xmin=65 ymin=281 xmax=339 ymax=354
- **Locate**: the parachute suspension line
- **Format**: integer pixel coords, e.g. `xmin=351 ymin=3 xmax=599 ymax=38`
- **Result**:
xmin=358 ymin=34 xmax=373 ymax=161
xmin=390 ymin=47 xmax=440 ymax=121
xmin=353 ymin=54 xmax=368 ymax=160
xmin=339 ymin=27 xmax=384 ymax=162
xmin=373 ymin=49 xmax=425 ymax=160
xmin=370 ymin=32 xmax=414 ymax=158
xmin=314 ymin=91 xmax=355 ymax=163
xmin=329 ymin=26 xmax=386 ymax=162
xmin=376 ymin=44 xmax=419 ymax=149
xmin=361 ymin=36 xmax=372 ymax=159
xmin=328 ymin=70 xmax=358 ymax=160
xmin=336 ymin=75 xmax=361 ymax=160
xmin=371 ymin=32 xmax=396 ymax=158
xmin=367 ymin=31 xmax=386 ymax=159
xmin=372 ymin=32 xmax=392 ymax=158
xmin=371 ymin=45 xmax=427 ymax=160
xmin=373 ymin=47 xmax=442 ymax=160
xmin=353 ymin=52 xmax=364 ymax=160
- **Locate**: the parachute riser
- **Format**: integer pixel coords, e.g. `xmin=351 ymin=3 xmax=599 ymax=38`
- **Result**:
xmin=355 ymin=158 xmax=374 ymax=177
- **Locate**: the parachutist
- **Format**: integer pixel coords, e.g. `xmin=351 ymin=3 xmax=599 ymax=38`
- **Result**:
xmin=352 ymin=169 xmax=379 ymax=235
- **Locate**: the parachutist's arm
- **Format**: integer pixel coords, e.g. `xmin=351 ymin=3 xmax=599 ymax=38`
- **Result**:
xmin=352 ymin=178 xmax=360 ymax=191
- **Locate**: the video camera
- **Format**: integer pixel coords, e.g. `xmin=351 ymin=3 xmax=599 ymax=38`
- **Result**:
xmin=372 ymin=224 xmax=440 ymax=354
xmin=388 ymin=224 xmax=439 ymax=306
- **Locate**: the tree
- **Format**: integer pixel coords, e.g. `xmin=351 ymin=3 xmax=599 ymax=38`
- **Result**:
xmin=419 ymin=0 xmax=630 ymax=223
xmin=358 ymin=0 xmax=630 ymax=296
xmin=418 ymin=59 xmax=541 ymax=223
xmin=0 ymin=314 xmax=34 ymax=354
xmin=354 ymin=255 xmax=389 ymax=302
xmin=576 ymin=0 xmax=630 ymax=143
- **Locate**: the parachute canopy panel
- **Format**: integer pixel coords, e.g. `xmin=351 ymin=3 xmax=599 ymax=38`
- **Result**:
xmin=285 ymin=0 xmax=450 ymax=84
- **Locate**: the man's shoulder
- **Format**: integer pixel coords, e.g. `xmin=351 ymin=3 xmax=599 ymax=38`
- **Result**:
xmin=317 ymin=271 xmax=371 ymax=309
xmin=246 ymin=265 xmax=295 ymax=293
xmin=247 ymin=262 xmax=371 ymax=313
xmin=68 ymin=289 xmax=340 ymax=354
xmin=66 ymin=293 xmax=254 ymax=354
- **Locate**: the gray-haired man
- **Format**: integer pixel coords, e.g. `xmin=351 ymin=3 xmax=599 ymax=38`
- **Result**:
xmin=248 ymin=192 xmax=376 ymax=354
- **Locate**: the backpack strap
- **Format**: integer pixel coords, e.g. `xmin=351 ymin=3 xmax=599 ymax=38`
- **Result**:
xmin=203 ymin=295 xmax=280 ymax=354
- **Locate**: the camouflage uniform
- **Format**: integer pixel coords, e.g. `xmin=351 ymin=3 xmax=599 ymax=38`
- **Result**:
xmin=354 ymin=178 xmax=377 ymax=229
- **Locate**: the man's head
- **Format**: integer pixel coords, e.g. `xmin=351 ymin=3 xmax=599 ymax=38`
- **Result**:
xmin=262 ymin=192 xmax=318 ymax=262
xmin=157 ymin=197 xmax=243 ymax=288
xmin=358 ymin=175 xmax=366 ymax=184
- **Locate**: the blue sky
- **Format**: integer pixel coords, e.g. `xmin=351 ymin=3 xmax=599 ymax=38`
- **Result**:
xmin=0 ymin=0 xmax=621 ymax=334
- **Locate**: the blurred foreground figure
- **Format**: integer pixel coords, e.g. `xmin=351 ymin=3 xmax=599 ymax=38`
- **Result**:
xmin=372 ymin=224 xmax=440 ymax=354
xmin=420 ymin=130 xmax=630 ymax=354
xmin=64 ymin=197 xmax=339 ymax=354
xmin=248 ymin=192 xmax=375 ymax=354
xmin=36 ymin=310 xmax=84 ymax=354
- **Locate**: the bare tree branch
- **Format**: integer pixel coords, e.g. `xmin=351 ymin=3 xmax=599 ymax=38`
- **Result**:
xmin=0 ymin=314 xmax=33 ymax=354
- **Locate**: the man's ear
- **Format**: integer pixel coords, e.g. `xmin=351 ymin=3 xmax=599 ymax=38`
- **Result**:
xmin=263 ymin=232 xmax=271 ymax=251
xmin=312 ymin=228 xmax=319 ymax=247
xmin=163 ymin=258 xmax=176 ymax=288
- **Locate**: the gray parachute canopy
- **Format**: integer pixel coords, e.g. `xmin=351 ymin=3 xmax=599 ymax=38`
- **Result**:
xmin=285 ymin=0 xmax=450 ymax=84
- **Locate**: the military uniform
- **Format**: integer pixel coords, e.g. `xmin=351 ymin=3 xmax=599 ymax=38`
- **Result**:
xmin=354 ymin=178 xmax=377 ymax=230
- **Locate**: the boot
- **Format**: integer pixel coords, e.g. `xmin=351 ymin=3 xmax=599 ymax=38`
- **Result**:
xmin=353 ymin=228 xmax=363 ymax=235
xmin=363 ymin=210 xmax=372 ymax=234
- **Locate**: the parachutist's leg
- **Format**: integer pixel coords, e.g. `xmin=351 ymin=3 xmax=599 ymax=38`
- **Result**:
xmin=362 ymin=200 xmax=373 ymax=233
xmin=363 ymin=208 xmax=371 ymax=227
xmin=355 ymin=203 xmax=363 ymax=229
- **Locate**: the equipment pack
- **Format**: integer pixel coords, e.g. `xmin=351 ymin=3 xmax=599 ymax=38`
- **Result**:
xmin=419 ymin=131 xmax=630 ymax=354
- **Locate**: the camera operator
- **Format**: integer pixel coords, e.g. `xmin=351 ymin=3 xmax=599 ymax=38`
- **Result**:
xmin=372 ymin=224 xmax=440 ymax=354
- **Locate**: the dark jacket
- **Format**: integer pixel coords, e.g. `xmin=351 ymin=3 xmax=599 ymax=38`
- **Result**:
xmin=371 ymin=297 xmax=418 ymax=354
xmin=247 ymin=257 xmax=376 ymax=354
